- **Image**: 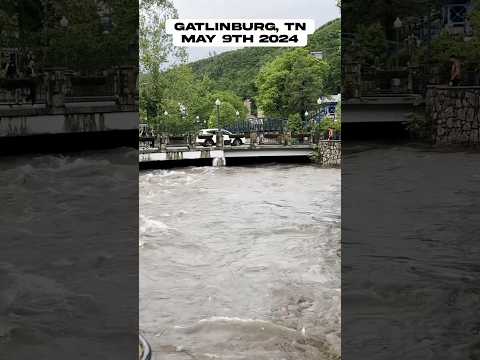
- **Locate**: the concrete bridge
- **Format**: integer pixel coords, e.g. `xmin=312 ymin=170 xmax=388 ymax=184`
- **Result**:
xmin=0 ymin=66 xmax=138 ymax=154
xmin=342 ymin=94 xmax=424 ymax=139
xmin=139 ymin=141 xmax=341 ymax=168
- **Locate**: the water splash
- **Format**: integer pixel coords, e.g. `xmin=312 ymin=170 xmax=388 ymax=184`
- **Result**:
xmin=212 ymin=157 xmax=226 ymax=167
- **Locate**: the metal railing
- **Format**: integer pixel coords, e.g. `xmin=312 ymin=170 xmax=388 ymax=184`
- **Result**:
xmin=0 ymin=78 xmax=46 ymax=105
xmin=0 ymin=67 xmax=135 ymax=108
xmin=139 ymin=128 xmax=340 ymax=152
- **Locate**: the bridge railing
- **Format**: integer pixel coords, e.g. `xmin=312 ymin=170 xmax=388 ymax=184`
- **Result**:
xmin=224 ymin=118 xmax=287 ymax=134
xmin=0 ymin=66 xmax=137 ymax=109
xmin=140 ymin=117 xmax=341 ymax=150
xmin=139 ymin=130 xmax=332 ymax=150
xmin=0 ymin=78 xmax=47 ymax=105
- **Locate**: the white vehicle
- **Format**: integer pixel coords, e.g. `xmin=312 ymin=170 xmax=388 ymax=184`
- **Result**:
xmin=195 ymin=128 xmax=246 ymax=147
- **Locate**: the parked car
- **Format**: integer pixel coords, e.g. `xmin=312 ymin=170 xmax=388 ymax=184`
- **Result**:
xmin=195 ymin=128 xmax=246 ymax=147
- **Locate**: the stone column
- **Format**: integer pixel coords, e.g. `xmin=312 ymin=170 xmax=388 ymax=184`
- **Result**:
xmin=45 ymin=67 xmax=66 ymax=113
xmin=285 ymin=131 xmax=292 ymax=146
xmin=250 ymin=131 xmax=257 ymax=149
xmin=115 ymin=65 xmax=137 ymax=106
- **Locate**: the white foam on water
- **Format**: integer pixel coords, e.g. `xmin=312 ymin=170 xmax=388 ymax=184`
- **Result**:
xmin=140 ymin=165 xmax=341 ymax=360
xmin=212 ymin=157 xmax=226 ymax=167
xmin=140 ymin=215 xmax=170 ymax=236
xmin=196 ymin=316 xmax=297 ymax=334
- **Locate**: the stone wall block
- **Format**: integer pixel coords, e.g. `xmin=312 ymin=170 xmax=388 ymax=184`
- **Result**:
xmin=429 ymin=86 xmax=480 ymax=144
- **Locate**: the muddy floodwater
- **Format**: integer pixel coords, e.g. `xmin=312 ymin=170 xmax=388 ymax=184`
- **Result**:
xmin=140 ymin=165 xmax=341 ymax=360
xmin=342 ymin=144 xmax=480 ymax=359
xmin=0 ymin=149 xmax=138 ymax=359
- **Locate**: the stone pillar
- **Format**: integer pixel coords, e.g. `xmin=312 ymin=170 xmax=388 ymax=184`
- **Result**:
xmin=160 ymin=134 xmax=168 ymax=151
xmin=45 ymin=67 xmax=66 ymax=113
xmin=187 ymin=133 xmax=195 ymax=150
xmin=250 ymin=132 xmax=257 ymax=149
xmin=427 ymin=86 xmax=480 ymax=145
xmin=316 ymin=140 xmax=341 ymax=167
xmin=216 ymin=130 xmax=224 ymax=149
xmin=285 ymin=131 xmax=292 ymax=146
xmin=115 ymin=66 xmax=137 ymax=106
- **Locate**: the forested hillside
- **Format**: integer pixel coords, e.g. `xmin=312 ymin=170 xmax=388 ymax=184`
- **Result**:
xmin=140 ymin=8 xmax=341 ymax=131
xmin=189 ymin=18 xmax=341 ymax=99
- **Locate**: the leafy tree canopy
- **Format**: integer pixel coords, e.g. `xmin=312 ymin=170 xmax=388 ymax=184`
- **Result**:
xmin=188 ymin=19 xmax=341 ymax=98
xmin=1 ymin=0 xmax=138 ymax=69
xmin=256 ymin=49 xmax=329 ymax=119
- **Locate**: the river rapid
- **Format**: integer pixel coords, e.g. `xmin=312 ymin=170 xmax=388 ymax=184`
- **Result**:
xmin=342 ymin=144 xmax=480 ymax=359
xmin=140 ymin=164 xmax=341 ymax=360
xmin=0 ymin=149 xmax=138 ymax=359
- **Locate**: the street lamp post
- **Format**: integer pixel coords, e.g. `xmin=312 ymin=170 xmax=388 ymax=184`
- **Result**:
xmin=317 ymin=96 xmax=324 ymax=122
xmin=60 ymin=16 xmax=69 ymax=67
xmin=162 ymin=110 xmax=168 ymax=150
xmin=215 ymin=99 xmax=222 ymax=148
xmin=179 ymin=103 xmax=187 ymax=141
xmin=394 ymin=17 xmax=403 ymax=69
xmin=305 ymin=110 xmax=313 ymax=143
xmin=195 ymin=115 xmax=201 ymax=148
xmin=235 ymin=110 xmax=240 ymax=134
xmin=163 ymin=110 xmax=168 ymax=133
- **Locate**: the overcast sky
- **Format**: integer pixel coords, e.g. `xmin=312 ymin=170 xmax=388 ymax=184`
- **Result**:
xmin=171 ymin=0 xmax=340 ymax=62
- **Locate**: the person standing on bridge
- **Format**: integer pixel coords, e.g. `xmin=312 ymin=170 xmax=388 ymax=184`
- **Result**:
xmin=328 ymin=127 xmax=334 ymax=141
xmin=449 ymin=55 xmax=462 ymax=87
xmin=5 ymin=54 xmax=18 ymax=79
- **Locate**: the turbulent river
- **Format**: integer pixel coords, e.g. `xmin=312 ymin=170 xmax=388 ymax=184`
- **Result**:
xmin=0 ymin=149 xmax=138 ymax=359
xmin=140 ymin=165 xmax=341 ymax=360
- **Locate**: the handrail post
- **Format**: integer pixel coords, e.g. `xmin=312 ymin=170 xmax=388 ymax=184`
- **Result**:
xmin=250 ymin=131 xmax=257 ymax=149
xmin=216 ymin=129 xmax=223 ymax=149
xmin=45 ymin=67 xmax=66 ymax=113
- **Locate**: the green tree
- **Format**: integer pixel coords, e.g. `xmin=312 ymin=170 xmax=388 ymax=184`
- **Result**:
xmin=190 ymin=47 xmax=288 ymax=99
xmin=188 ymin=18 xmax=341 ymax=99
xmin=424 ymin=2 xmax=480 ymax=78
xmin=308 ymin=19 xmax=341 ymax=93
xmin=287 ymin=113 xmax=303 ymax=134
xmin=208 ymin=102 xmax=237 ymax=128
xmin=256 ymin=49 xmax=329 ymax=120
xmin=142 ymin=65 xmax=208 ymax=129
xmin=141 ymin=63 xmax=248 ymax=132
xmin=354 ymin=22 xmax=388 ymax=65
xmin=335 ymin=100 xmax=341 ymax=123
xmin=317 ymin=117 xmax=341 ymax=138
xmin=206 ymin=91 xmax=247 ymax=128
xmin=46 ymin=0 xmax=138 ymax=69
xmin=140 ymin=0 xmax=189 ymax=127
xmin=140 ymin=0 xmax=186 ymax=74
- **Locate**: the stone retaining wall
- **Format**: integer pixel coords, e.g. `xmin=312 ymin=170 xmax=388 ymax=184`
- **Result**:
xmin=427 ymin=86 xmax=480 ymax=145
xmin=315 ymin=141 xmax=341 ymax=167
